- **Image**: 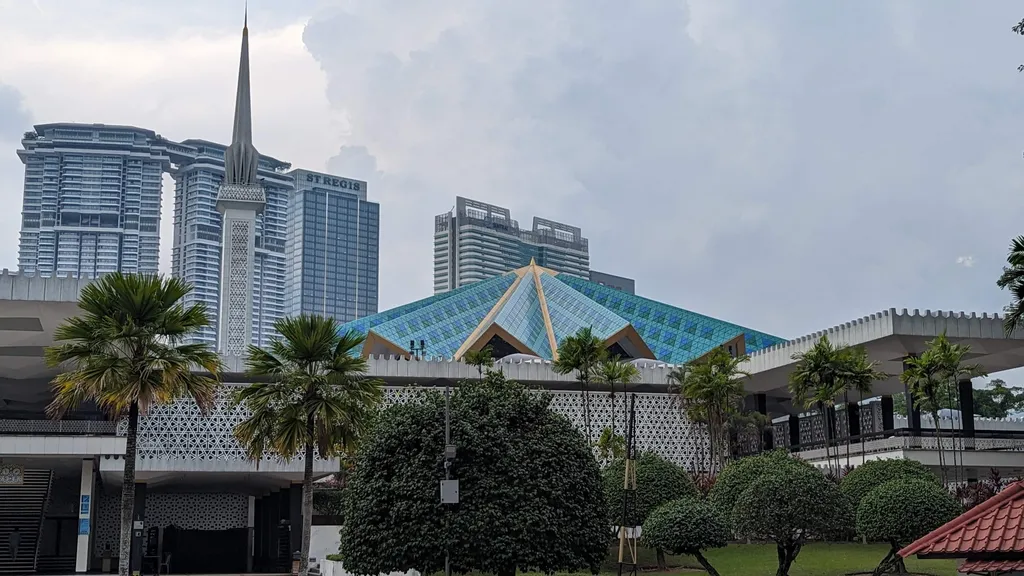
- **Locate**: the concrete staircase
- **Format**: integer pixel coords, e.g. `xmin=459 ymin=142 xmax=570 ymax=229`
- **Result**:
xmin=0 ymin=469 xmax=52 ymax=575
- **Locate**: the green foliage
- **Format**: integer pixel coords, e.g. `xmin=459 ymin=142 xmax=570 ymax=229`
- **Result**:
xmin=732 ymin=465 xmax=853 ymax=576
xmin=313 ymin=488 xmax=345 ymax=517
xmin=45 ymin=272 xmax=222 ymax=417
xmin=463 ymin=346 xmax=494 ymax=375
xmin=340 ymin=371 xmax=609 ymax=576
xmin=596 ymin=427 xmax=625 ymax=461
xmin=232 ymin=316 xmax=383 ymax=462
xmin=667 ymin=347 xmax=750 ymax=473
xmin=603 ymin=452 xmax=698 ymax=527
xmin=553 ymin=327 xmax=608 ymax=440
xmin=840 ymin=459 xmax=938 ymax=509
xmin=708 ymin=450 xmax=813 ymax=520
xmin=893 ymin=378 xmax=1023 ymax=418
xmin=998 ymin=234 xmax=1024 ymax=332
xmin=856 ymin=478 xmax=961 ymax=546
xmin=641 ymin=497 xmax=729 ymax=556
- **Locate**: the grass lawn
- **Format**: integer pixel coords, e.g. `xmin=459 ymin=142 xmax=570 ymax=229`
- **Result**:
xmin=596 ymin=542 xmax=960 ymax=576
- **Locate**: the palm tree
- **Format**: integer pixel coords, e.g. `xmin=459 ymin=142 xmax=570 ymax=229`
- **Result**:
xmin=464 ymin=346 xmax=494 ymax=377
xmin=232 ymin=315 xmax=383 ymax=576
xmin=668 ymin=347 xmax=749 ymax=475
xmin=933 ymin=335 xmax=984 ymax=485
xmin=44 ymin=273 xmax=222 ymax=576
xmin=905 ymin=334 xmax=986 ymax=485
xmin=668 ymin=363 xmax=711 ymax=474
xmin=789 ymin=336 xmax=850 ymax=474
xmin=553 ymin=327 xmax=607 ymax=443
xmin=997 ymin=235 xmax=1024 ymax=335
xmin=597 ymin=358 xmax=640 ymax=438
xmin=834 ymin=345 xmax=887 ymax=468
xmin=901 ymin=347 xmax=949 ymax=483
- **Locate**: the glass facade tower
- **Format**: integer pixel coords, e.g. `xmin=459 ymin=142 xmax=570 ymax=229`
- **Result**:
xmin=433 ymin=197 xmax=590 ymax=294
xmin=16 ymin=123 xmax=170 ymax=277
xmin=170 ymin=139 xmax=292 ymax=348
xmin=285 ymin=169 xmax=379 ymax=322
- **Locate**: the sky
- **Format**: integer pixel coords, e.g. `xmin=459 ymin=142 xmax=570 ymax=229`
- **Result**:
xmin=0 ymin=0 xmax=1023 ymax=362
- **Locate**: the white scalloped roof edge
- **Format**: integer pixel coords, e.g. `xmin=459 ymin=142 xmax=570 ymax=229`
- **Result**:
xmin=747 ymin=307 xmax=1007 ymax=359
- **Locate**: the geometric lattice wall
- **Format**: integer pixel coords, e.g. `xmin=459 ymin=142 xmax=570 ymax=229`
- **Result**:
xmin=93 ymin=490 xmax=249 ymax=558
xmin=128 ymin=387 xmax=707 ymax=470
xmin=383 ymin=387 xmax=708 ymax=470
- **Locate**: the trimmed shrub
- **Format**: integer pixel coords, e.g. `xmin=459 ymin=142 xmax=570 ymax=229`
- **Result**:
xmin=840 ymin=458 xmax=938 ymax=509
xmin=641 ymin=498 xmax=729 ymax=576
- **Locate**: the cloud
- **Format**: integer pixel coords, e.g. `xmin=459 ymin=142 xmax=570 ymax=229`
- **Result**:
xmin=956 ymin=256 xmax=976 ymax=268
xmin=303 ymin=0 xmax=1024 ymax=336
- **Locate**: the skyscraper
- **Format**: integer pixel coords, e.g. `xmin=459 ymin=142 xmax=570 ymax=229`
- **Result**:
xmin=16 ymin=123 xmax=170 ymax=277
xmin=433 ymin=197 xmax=590 ymax=293
xmin=284 ymin=169 xmax=379 ymax=322
xmin=170 ymin=15 xmax=291 ymax=350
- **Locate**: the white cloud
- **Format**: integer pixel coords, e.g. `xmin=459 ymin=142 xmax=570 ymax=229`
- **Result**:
xmin=956 ymin=256 xmax=976 ymax=268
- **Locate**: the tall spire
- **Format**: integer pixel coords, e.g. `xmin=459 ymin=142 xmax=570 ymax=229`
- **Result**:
xmin=223 ymin=5 xmax=260 ymax=186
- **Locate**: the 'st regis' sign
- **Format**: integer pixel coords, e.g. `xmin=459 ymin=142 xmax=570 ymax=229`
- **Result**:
xmin=306 ymin=173 xmax=362 ymax=191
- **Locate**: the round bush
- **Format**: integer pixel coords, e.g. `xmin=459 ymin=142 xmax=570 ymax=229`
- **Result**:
xmin=708 ymin=450 xmax=815 ymax=518
xmin=640 ymin=497 xmax=730 ymax=556
xmin=733 ymin=464 xmax=852 ymax=542
xmin=603 ymin=452 xmax=699 ymax=527
xmin=856 ymin=478 xmax=961 ymax=546
xmin=841 ymin=459 xmax=938 ymax=508
xmin=340 ymin=374 xmax=609 ymax=576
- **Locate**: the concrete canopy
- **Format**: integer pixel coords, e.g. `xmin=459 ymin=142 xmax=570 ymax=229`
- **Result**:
xmin=744 ymin=308 xmax=1024 ymax=406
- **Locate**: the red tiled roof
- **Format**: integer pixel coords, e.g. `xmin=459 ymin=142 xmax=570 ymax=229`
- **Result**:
xmin=900 ymin=480 xmax=1024 ymax=558
xmin=960 ymin=559 xmax=1024 ymax=573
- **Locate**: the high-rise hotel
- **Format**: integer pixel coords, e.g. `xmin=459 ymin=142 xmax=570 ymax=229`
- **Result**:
xmin=16 ymin=124 xmax=170 ymax=277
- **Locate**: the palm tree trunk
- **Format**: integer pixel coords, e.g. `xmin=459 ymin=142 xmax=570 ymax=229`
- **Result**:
xmin=118 ymin=402 xmax=140 ymax=576
xmin=299 ymin=417 xmax=315 ymax=576
xmin=844 ymin=392 xmax=852 ymax=470
xmin=933 ymin=411 xmax=946 ymax=485
xmin=582 ymin=378 xmax=592 ymax=443
xmin=817 ymin=403 xmax=832 ymax=474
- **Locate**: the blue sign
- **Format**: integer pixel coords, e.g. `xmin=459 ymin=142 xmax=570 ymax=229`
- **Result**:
xmin=80 ymin=495 xmax=90 ymax=516
xmin=78 ymin=518 xmax=90 ymax=535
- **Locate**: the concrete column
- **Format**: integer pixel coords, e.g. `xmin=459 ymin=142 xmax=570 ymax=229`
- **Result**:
xmin=253 ymin=497 xmax=264 ymax=569
xmin=881 ymin=395 xmax=895 ymax=431
xmin=958 ymin=379 xmax=975 ymax=448
xmin=288 ymin=485 xmax=302 ymax=561
xmin=130 ymin=483 xmax=147 ymax=575
xmin=787 ymin=415 xmax=800 ymax=451
xmin=903 ymin=357 xmax=922 ymax=430
xmin=247 ymin=495 xmax=256 ymax=573
xmin=267 ymin=491 xmax=279 ymax=564
xmin=847 ymin=403 xmax=861 ymax=443
xmin=75 ymin=459 xmax=94 ymax=573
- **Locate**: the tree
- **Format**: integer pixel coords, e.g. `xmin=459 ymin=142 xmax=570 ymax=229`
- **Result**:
xmin=44 ymin=273 xmax=222 ymax=576
xmin=596 ymin=426 xmax=625 ymax=461
xmin=732 ymin=465 xmax=852 ymax=576
xmin=856 ymin=478 xmax=961 ymax=575
xmin=893 ymin=378 xmax=1024 ymax=418
xmin=839 ymin=458 xmax=939 ymax=511
xmin=726 ymin=410 xmax=770 ymax=456
xmin=603 ymin=452 xmax=699 ymax=568
xmin=640 ymin=498 xmax=730 ymax=576
xmin=790 ymin=336 xmax=886 ymax=473
xmin=553 ymin=326 xmax=607 ymax=443
xmin=232 ymin=315 xmax=384 ymax=576
xmin=998 ymin=235 xmax=1024 ymax=333
xmin=464 ymin=346 xmax=494 ymax=377
xmin=340 ymin=371 xmax=609 ymax=576
xmin=708 ymin=450 xmax=815 ymax=522
xmin=668 ymin=347 xmax=749 ymax=475
xmin=597 ymin=358 xmax=640 ymax=437
xmin=901 ymin=334 xmax=985 ymax=485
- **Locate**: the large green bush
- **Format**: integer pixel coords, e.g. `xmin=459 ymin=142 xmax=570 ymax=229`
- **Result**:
xmin=856 ymin=477 xmax=961 ymax=574
xmin=339 ymin=373 xmax=609 ymax=576
xmin=603 ymin=452 xmax=698 ymax=527
xmin=733 ymin=465 xmax=852 ymax=576
xmin=641 ymin=498 xmax=729 ymax=576
xmin=840 ymin=458 xmax=938 ymax=509
xmin=708 ymin=450 xmax=814 ymax=519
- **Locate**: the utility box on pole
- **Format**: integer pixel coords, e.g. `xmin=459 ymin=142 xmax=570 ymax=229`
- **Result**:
xmin=440 ymin=479 xmax=460 ymax=504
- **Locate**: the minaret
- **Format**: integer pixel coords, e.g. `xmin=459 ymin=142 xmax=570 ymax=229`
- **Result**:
xmin=216 ymin=9 xmax=265 ymax=355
